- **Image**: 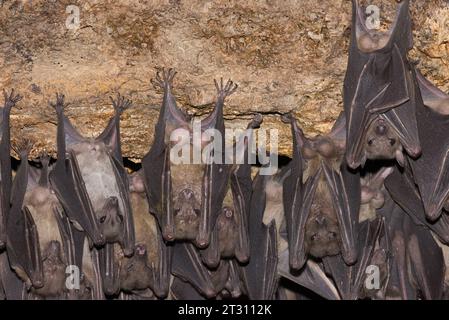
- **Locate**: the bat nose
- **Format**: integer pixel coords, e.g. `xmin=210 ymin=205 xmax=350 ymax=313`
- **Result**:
xmin=375 ymin=124 xmax=388 ymax=135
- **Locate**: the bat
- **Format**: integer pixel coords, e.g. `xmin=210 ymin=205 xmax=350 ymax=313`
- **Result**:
xmin=322 ymin=216 xmax=389 ymax=300
xmin=0 ymin=89 xmax=26 ymax=300
xmin=384 ymin=162 xmax=449 ymax=245
xmin=118 ymin=170 xmax=171 ymax=299
xmin=171 ymin=242 xmax=225 ymax=299
xmin=256 ymin=167 xmax=340 ymax=300
xmin=239 ymin=172 xmax=278 ymax=300
xmin=142 ymin=68 xmax=235 ymax=249
xmin=200 ymin=114 xmax=262 ymax=268
xmin=344 ymin=0 xmax=421 ymax=169
xmin=281 ymin=112 xmax=360 ymax=270
xmin=406 ymin=70 xmax=449 ymax=221
xmin=49 ymin=93 xmax=135 ymax=297
xmin=0 ymin=89 xmax=22 ymax=248
xmin=6 ymin=145 xmax=93 ymax=300
xmin=377 ymin=195 xmax=446 ymax=300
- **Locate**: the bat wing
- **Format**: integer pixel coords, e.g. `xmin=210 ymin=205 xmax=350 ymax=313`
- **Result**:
xmin=50 ymin=151 xmax=104 ymax=246
xmin=278 ymin=249 xmax=340 ymax=300
xmin=196 ymin=79 xmax=238 ymax=248
xmin=6 ymin=145 xmax=44 ymax=290
xmin=142 ymin=69 xmax=189 ymax=242
xmin=378 ymin=197 xmax=445 ymax=300
xmin=170 ymin=277 xmax=206 ymax=300
xmin=240 ymin=174 xmax=278 ymax=300
xmin=0 ymin=253 xmax=26 ymax=300
xmin=171 ymin=242 xmax=217 ymax=299
xmin=344 ymin=0 xmax=419 ymax=168
xmin=323 ymin=217 xmax=384 ymax=300
xmin=402 ymin=213 xmax=446 ymax=300
xmin=322 ymin=161 xmax=360 ymax=265
xmin=281 ymin=114 xmax=320 ymax=270
xmin=97 ymin=244 xmax=120 ymax=297
xmin=409 ymin=71 xmax=449 ymax=221
xmin=385 ymin=164 xmax=449 ymax=244
xmin=50 ymin=94 xmax=104 ymax=246
xmin=109 ymin=154 xmax=135 ymax=256
xmin=150 ymin=227 xmax=172 ymax=299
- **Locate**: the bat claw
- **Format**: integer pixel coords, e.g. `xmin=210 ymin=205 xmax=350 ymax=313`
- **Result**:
xmin=152 ymin=67 xmax=177 ymax=90
xmin=214 ymin=77 xmax=238 ymax=99
xmin=12 ymin=138 xmax=34 ymax=158
xmin=3 ymin=88 xmax=23 ymax=110
xmin=49 ymin=93 xmax=67 ymax=113
xmin=110 ymin=93 xmax=132 ymax=114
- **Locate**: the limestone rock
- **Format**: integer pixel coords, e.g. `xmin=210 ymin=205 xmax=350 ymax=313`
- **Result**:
xmin=0 ymin=0 xmax=448 ymax=160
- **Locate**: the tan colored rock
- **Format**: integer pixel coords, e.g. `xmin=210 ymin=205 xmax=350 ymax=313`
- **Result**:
xmin=0 ymin=0 xmax=448 ymax=160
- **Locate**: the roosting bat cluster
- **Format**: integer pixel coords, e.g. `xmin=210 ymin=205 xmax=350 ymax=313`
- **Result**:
xmin=0 ymin=0 xmax=448 ymax=300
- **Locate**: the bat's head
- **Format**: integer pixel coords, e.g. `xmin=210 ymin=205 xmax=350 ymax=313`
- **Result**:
xmin=365 ymin=118 xmax=404 ymax=165
xmin=173 ymin=188 xmax=200 ymax=241
xmin=97 ymin=196 xmax=125 ymax=243
xmin=305 ymin=201 xmax=341 ymax=258
xmin=32 ymin=241 xmax=66 ymax=298
xmin=119 ymin=244 xmax=153 ymax=293
xmin=216 ymin=207 xmax=238 ymax=259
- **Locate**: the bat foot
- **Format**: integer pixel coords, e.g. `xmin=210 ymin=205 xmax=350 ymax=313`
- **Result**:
xmin=152 ymin=67 xmax=177 ymax=90
xmin=214 ymin=78 xmax=238 ymax=99
xmin=3 ymin=88 xmax=23 ymax=111
xmin=110 ymin=93 xmax=132 ymax=115
xmin=49 ymin=93 xmax=67 ymax=114
xmin=12 ymin=138 xmax=34 ymax=159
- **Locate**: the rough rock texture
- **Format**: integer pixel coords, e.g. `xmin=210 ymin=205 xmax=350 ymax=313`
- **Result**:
xmin=0 ymin=0 xmax=448 ymax=160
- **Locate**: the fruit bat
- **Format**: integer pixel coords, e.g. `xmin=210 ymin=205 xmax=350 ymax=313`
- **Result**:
xmin=322 ymin=216 xmax=390 ymax=300
xmin=0 ymin=89 xmax=22 ymax=247
xmin=171 ymin=242 xmax=242 ymax=299
xmin=281 ymin=112 xmax=360 ymax=270
xmin=6 ymin=147 xmax=93 ymax=300
xmin=142 ymin=68 xmax=235 ymax=249
xmin=261 ymin=168 xmax=342 ymax=301
xmin=377 ymin=195 xmax=446 ymax=300
xmin=200 ymin=114 xmax=262 ymax=268
xmin=239 ymin=172 xmax=278 ymax=300
xmin=384 ymin=163 xmax=449 ymax=245
xmin=0 ymin=90 xmax=27 ymax=300
xmin=344 ymin=0 xmax=421 ymax=169
xmin=118 ymin=170 xmax=171 ymax=299
xmin=406 ymin=70 xmax=449 ymax=221
xmin=49 ymin=93 xmax=135 ymax=297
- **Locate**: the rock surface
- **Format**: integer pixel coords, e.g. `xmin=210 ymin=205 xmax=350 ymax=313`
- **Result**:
xmin=0 ymin=0 xmax=448 ymax=160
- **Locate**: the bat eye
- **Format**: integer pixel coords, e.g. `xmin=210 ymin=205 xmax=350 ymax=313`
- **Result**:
xmin=118 ymin=214 xmax=124 ymax=223
xmin=329 ymin=232 xmax=337 ymax=239
xmin=367 ymin=139 xmax=373 ymax=146
xmin=389 ymin=138 xmax=396 ymax=146
xmin=99 ymin=216 xmax=106 ymax=223
xmin=311 ymin=234 xmax=317 ymax=241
